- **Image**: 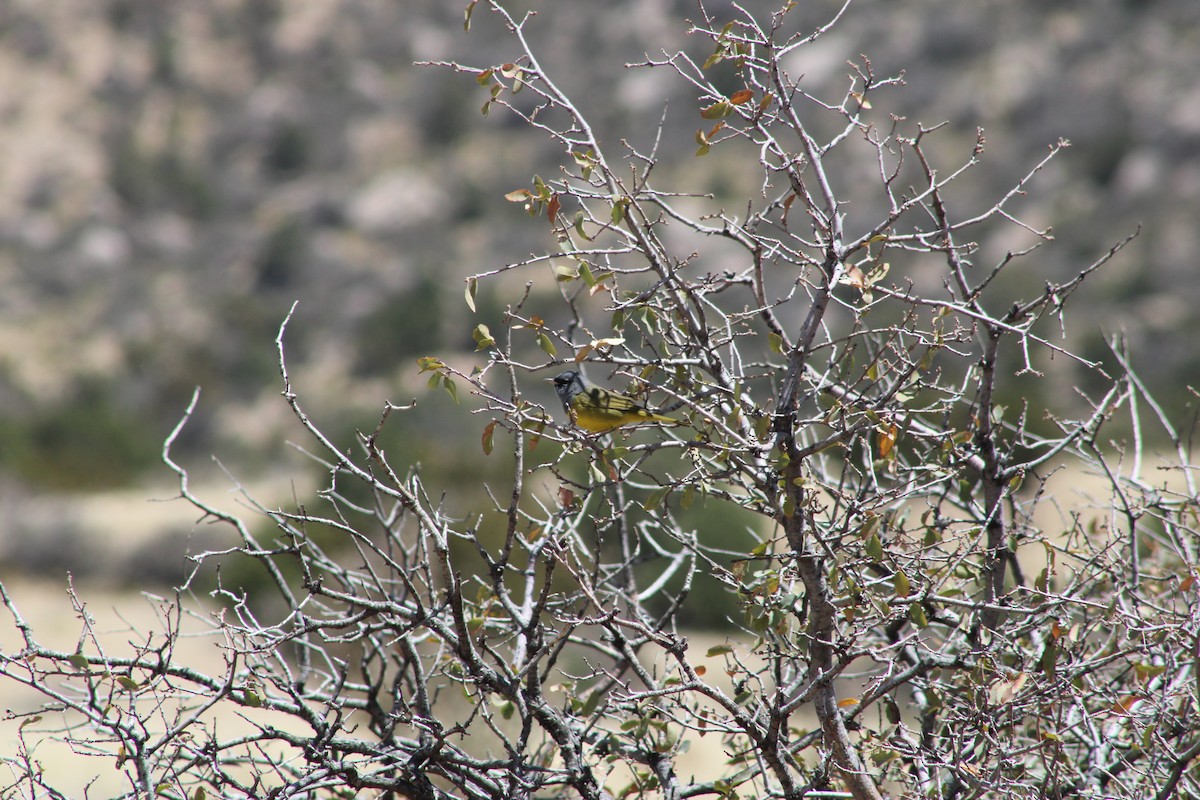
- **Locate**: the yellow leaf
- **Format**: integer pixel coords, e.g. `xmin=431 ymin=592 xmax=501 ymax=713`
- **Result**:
xmin=843 ymin=265 xmax=866 ymax=289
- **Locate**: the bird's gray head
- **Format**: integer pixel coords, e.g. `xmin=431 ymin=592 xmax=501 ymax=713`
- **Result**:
xmin=550 ymin=370 xmax=585 ymax=409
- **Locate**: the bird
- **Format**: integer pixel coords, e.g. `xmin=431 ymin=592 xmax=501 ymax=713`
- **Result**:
xmin=549 ymin=370 xmax=678 ymax=433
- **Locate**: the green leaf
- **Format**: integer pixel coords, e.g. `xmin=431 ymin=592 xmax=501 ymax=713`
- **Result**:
xmin=464 ymin=277 xmax=478 ymax=312
xmin=700 ymin=100 xmax=733 ymax=119
xmin=893 ymin=569 xmax=911 ymax=597
xmin=117 ymin=676 xmax=140 ymax=691
xmin=706 ymin=644 xmax=733 ymax=657
xmin=1134 ymin=662 xmax=1167 ymax=680
xmin=581 ymin=689 xmax=602 ymax=716
xmin=865 ymin=532 xmax=884 ymax=561
xmin=537 ymin=333 xmax=557 ymax=357
xmin=680 ymin=485 xmax=695 ymax=510
xmin=578 ymin=260 xmax=595 ymax=287
xmin=611 ymin=198 xmax=627 ymax=224
xmin=642 ymin=488 xmax=668 ymax=511
xmin=768 ymin=332 xmax=784 ymax=354
xmin=1040 ymin=643 xmax=1059 ymax=678
xmin=472 ymin=324 xmax=494 ymax=350
xmin=416 ymin=356 xmax=445 ymax=373
xmin=910 ymin=603 xmax=929 ymax=628
xmin=68 ymin=653 xmax=90 ymax=671
xmin=883 ymin=696 xmax=901 ymax=725
xmin=243 ymin=688 xmax=263 ymax=707
xmin=442 ymin=375 xmax=459 ymax=404
xmin=571 ymin=149 xmax=595 ymax=180
xmin=481 ymin=419 xmax=497 ymax=455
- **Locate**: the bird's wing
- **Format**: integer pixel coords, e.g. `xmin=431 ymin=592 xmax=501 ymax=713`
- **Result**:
xmin=586 ymin=387 xmax=652 ymax=418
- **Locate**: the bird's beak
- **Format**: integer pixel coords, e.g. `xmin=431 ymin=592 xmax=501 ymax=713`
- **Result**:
xmin=545 ymin=377 xmax=556 ymax=383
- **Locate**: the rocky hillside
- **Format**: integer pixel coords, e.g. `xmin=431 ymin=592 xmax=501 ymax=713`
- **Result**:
xmin=0 ymin=0 xmax=1195 ymax=501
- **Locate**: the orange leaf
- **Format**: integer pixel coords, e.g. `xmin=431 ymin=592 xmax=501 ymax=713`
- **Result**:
xmin=547 ymin=194 xmax=561 ymax=225
xmin=729 ymin=89 xmax=754 ymax=105
xmin=877 ymin=424 xmax=897 ymax=458
xmin=1111 ymin=695 xmax=1144 ymax=715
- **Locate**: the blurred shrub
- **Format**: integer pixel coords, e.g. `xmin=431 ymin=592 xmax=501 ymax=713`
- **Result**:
xmin=353 ymin=275 xmax=442 ymax=374
xmin=0 ymin=379 xmax=161 ymax=491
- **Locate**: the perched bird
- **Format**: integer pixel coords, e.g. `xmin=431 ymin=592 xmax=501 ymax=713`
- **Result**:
xmin=549 ymin=370 xmax=678 ymax=433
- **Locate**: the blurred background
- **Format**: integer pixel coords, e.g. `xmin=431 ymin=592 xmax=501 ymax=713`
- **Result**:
xmin=0 ymin=0 xmax=1197 ymax=590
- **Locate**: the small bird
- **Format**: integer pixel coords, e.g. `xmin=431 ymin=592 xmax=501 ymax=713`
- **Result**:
xmin=549 ymin=370 xmax=678 ymax=433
